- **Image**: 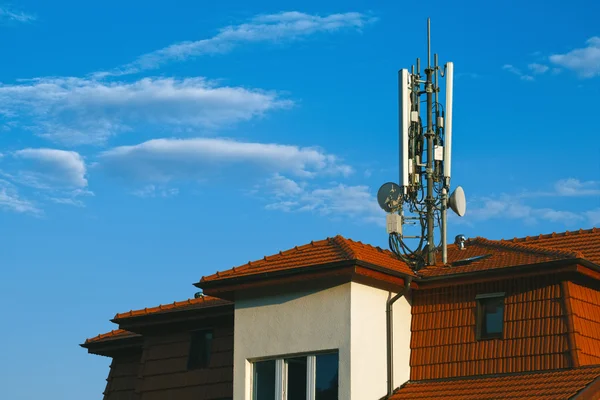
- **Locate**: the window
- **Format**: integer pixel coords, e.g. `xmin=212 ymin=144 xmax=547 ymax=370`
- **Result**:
xmin=476 ymin=293 xmax=505 ymax=340
xmin=187 ymin=329 xmax=213 ymax=369
xmin=252 ymin=352 xmax=339 ymax=400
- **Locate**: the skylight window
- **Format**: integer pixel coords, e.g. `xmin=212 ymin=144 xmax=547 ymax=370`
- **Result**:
xmin=476 ymin=293 xmax=505 ymax=340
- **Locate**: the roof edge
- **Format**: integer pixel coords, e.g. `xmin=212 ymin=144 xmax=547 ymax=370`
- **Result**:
xmin=196 ymin=259 xmax=413 ymax=290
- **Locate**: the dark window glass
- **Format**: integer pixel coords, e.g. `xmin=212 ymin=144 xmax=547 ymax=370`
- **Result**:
xmin=479 ymin=297 xmax=504 ymax=339
xmin=286 ymin=357 xmax=307 ymax=400
xmin=316 ymin=353 xmax=339 ymax=400
xmin=254 ymin=360 xmax=276 ymax=400
xmin=187 ymin=330 xmax=213 ymax=369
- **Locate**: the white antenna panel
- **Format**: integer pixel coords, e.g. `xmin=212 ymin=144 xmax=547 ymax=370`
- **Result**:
xmin=399 ymin=69 xmax=411 ymax=189
xmin=444 ymin=62 xmax=454 ymax=180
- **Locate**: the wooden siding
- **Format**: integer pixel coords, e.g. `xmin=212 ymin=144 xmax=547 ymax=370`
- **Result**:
xmin=103 ymin=353 xmax=141 ymax=400
xmin=565 ymin=281 xmax=600 ymax=366
xmin=410 ymin=275 xmax=572 ymax=380
xmin=136 ymin=316 xmax=233 ymax=400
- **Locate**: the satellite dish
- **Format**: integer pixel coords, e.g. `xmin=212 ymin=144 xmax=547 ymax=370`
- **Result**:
xmin=377 ymin=182 xmax=403 ymax=212
xmin=448 ymin=186 xmax=467 ymax=217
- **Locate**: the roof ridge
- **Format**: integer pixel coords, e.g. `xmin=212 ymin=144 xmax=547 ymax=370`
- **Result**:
xmin=508 ymin=227 xmax=599 ymax=242
xmin=84 ymin=329 xmax=137 ymax=344
xmin=473 ymin=237 xmax=583 ymax=259
xmin=113 ymin=295 xmax=231 ymax=320
xmin=332 ymin=235 xmax=357 ymax=260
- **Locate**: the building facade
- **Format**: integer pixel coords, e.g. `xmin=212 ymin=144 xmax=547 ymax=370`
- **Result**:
xmin=82 ymin=229 xmax=600 ymax=399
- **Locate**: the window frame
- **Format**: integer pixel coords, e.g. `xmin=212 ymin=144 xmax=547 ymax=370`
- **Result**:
xmin=476 ymin=292 xmax=505 ymax=340
xmin=251 ymin=350 xmax=339 ymax=400
xmin=186 ymin=328 xmax=214 ymax=370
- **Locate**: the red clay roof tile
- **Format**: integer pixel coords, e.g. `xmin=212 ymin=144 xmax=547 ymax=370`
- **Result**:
xmin=391 ymin=365 xmax=600 ymax=399
xmin=421 ymin=235 xmax=588 ymax=277
xmin=84 ymin=329 xmax=139 ymax=344
xmin=200 ymin=235 xmax=416 ymax=284
xmin=113 ymin=295 xmax=231 ymax=320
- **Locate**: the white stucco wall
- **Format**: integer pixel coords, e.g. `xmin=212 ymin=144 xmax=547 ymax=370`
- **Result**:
xmin=233 ymin=281 xmax=412 ymax=400
xmin=350 ymin=283 xmax=412 ymax=399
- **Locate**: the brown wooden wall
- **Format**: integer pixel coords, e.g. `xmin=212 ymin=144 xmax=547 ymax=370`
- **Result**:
xmin=103 ymin=352 xmax=141 ymax=400
xmin=565 ymin=281 xmax=600 ymax=366
xmin=136 ymin=316 xmax=234 ymax=400
xmin=410 ymin=275 xmax=573 ymax=380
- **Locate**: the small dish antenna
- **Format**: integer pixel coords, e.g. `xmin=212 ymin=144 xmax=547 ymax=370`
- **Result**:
xmin=377 ymin=182 xmax=403 ymax=213
xmin=448 ymin=186 xmax=467 ymax=217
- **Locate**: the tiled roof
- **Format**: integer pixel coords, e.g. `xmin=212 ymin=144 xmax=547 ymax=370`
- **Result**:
xmin=84 ymin=329 xmax=139 ymax=344
xmin=200 ymin=235 xmax=416 ymax=283
xmin=420 ymin=235 xmax=587 ymax=277
xmin=410 ymin=275 xmax=574 ymax=380
xmin=508 ymin=227 xmax=600 ymax=265
xmin=391 ymin=365 xmax=600 ymax=399
xmin=113 ymin=295 xmax=232 ymax=320
xmin=565 ymin=281 xmax=600 ymax=366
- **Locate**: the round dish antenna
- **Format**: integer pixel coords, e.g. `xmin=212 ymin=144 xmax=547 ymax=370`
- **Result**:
xmin=448 ymin=186 xmax=467 ymax=217
xmin=377 ymin=182 xmax=403 ymax=213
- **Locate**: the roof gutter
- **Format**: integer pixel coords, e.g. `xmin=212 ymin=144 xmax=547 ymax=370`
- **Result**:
xmin=386 ymin=276 xmax=411 ymax=398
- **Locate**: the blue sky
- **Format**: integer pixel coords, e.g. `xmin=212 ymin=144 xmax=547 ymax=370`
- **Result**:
xmin=0 ymin=1 xmax=599 ymax=398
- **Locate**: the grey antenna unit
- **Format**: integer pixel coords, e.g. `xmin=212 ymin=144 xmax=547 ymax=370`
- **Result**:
xmin=377 ymin=18 xmax=467 ymax=270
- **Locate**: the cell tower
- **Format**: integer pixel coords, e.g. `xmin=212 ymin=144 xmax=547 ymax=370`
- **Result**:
xmin=377 ymin=18 xmax=466 ymax=270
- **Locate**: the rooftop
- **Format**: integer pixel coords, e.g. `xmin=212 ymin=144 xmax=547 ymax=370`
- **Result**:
xmin=199 ymin=228 xmax=600 ymax=284
xmin=390 ymin=365 xmax=600 ymax=399
xmin=112 ymin=295 xmax=232 ymax=321
xmin=199 ymin=235 xmax=417 ymax=285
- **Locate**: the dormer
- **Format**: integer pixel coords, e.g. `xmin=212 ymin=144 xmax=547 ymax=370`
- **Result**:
xmin=196 ymin=235 xmax=416 ymax=400
xmin=390 ymin=228 xmax=600 ymax=399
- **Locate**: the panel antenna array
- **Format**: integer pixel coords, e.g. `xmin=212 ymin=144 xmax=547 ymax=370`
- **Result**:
xmin=377 ymin=19 xmax=466 ymax=271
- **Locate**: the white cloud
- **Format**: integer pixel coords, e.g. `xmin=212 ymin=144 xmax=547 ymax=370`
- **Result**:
xmin=266 ymin=173 xmax=304 ymax=197
xmin=98 ymin=137 xmax=353 ymax=182
xmin=528 ymin=63 xmax=549 ymax=74
xmin=132 ymin=185 xmax=179 ymax=198
xmin=502 ymin=64 xmax=534 ymax=81
xmin=262 ymin=175 xmax=384 ymax=225
xmin=550 ymin=37 xmax=600 ymax=78
xmin=585 ymin=209 xmax=600 ymax=226
xmin=0 ymin=77 xmax=291 ymax=145
xmin=464 ymin=196 xmax=586 ymax=226
xmin=554 ymin=178 xmax=600 ymax=196
xmin=11 ymin=148 xmax=87 ymax=189
xmin=0 ymin=6 xmax=35 ymax=23
xmin=98 ymin=11 xmax=376 ymax=77
xmin=47 ymin=189 xmax=94 ymax=207
xmin=0 ymin=179 xmax=40 ymax=215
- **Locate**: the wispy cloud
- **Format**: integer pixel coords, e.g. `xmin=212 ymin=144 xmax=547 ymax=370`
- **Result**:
xmin=554 ymin=178 xmax=600 ymax=197
xmin=550 ymin=37 xmax=600 ymax=78
xmin=260 ymin=174 xmax=384 ymax=225
xmin=459 ymin=178 xmax=600 ymax=227
xmin=97 ymin=137 xmax=353 ymax=183
xmin=97 ymin=11 xmax=376 ymax=77
xmin=132 ymin=185 xmax=179 ymax=198
xmin=0 ymin=6 xmax=35 ymax=23
xmin=528 ymin=63 xmax=549 ymax=75
xmin=10 ymin=148 xmax=88 ymax=189
xmin=0 ymin=148 xmax=92 ymax=210
xmin=0 ymin=77 xmax=291 ymax=145
xmin=465 ymin=196 xmax=585 ymax=225
xmin=0 ymin=179 xmax=40 ymax=215
xmin=502 ymin=64 xmax=534 ymax=81
xmin=585 ymin=209 xmax=600 ymax=226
